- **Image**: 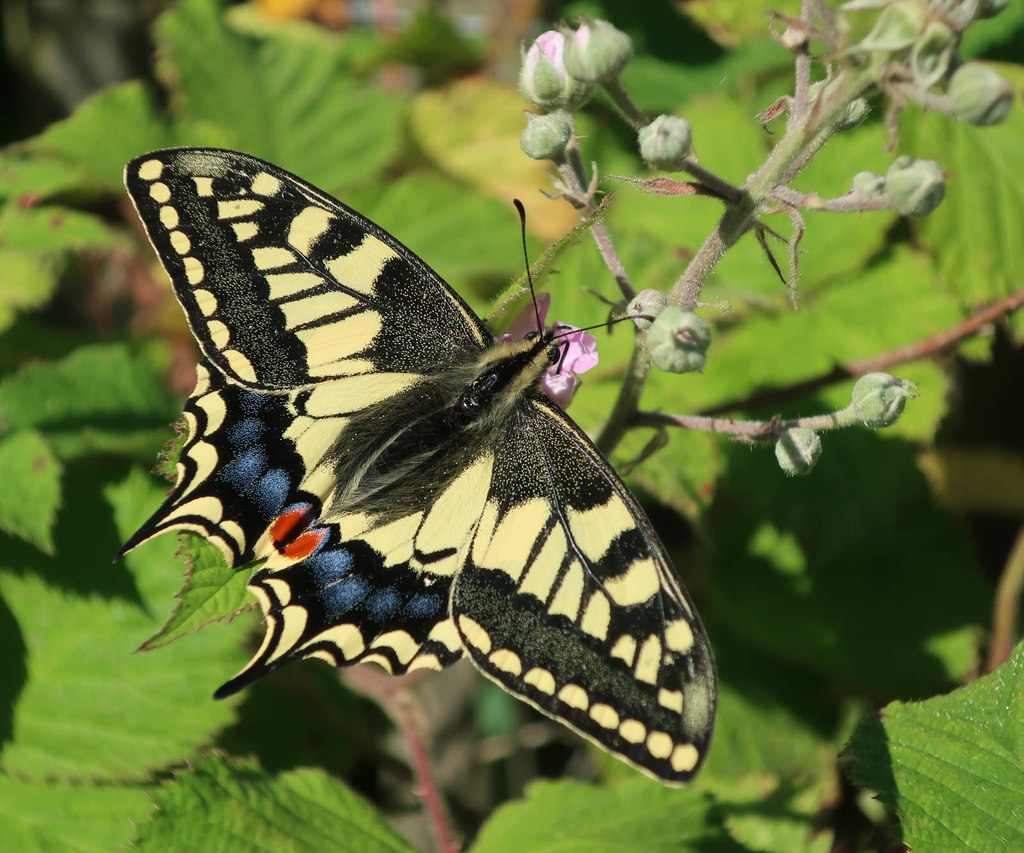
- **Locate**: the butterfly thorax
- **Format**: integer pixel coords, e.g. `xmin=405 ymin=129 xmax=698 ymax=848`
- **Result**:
xmin=453 ymin=331 xmax=560 ymax=430
xmin=322 ymin=332 xmax=558 ymax=521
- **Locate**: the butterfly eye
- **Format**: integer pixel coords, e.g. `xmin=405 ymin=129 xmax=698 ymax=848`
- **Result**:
xmin=548 ymin=344 xmax=561 ymax=365
xmin=524 ymin=330 xmax=540 ymax=341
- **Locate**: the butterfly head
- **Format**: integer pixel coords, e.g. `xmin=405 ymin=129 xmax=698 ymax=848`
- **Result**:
xmin=455 ymin=329 xmax=562 ymax=422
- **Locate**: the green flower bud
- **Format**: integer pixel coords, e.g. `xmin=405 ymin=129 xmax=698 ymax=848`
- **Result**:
xmin=519 ymin=30 xmax=593 ymax=111
xmin=628 ymin=289 xmax=667 ymax=331
xmin=852 ymin=372 xmax=918 ymax=428
xmin=852 ymin=170 xmax=887 ymax=199
xmin=931 ymin=0 xmax=984 ymax=32
xmin=646 ymin=306 xmax=711 ymax=373
xmin=775 ymin=428 xmax=822 ymax=477
xmin=563 ymin=17 xmax=633 ymax=83
xmin=948 ymin=63 xmax=1014 ymax=126
xmin=807 ymin=80 xmax=870 ymax=132
xmin=977 ymin=0 xmax=1010 ymax=19
xmin=910 ymin=20 xmax=955 ymax=87
xmin=837 ymin=96 xmax=871 ymax=131
xmin=638 ymin=115 xmax=693 ymax=169
xmin=520 ymin=110 xmax=572 ymax=161
xmin=886 ymin=156 xmax=946 ymax=216
xmin=860 ymin=1 xmax=928 ymax=53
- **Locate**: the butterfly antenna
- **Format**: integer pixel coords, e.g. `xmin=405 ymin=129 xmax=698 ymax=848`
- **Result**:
xmin=514 ymin=199 xmax=544 ymax=334
xmin=551 ymin=312 xmax=653 ymax=342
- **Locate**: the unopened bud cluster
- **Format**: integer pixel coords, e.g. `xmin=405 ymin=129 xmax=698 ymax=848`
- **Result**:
xmin=628 ymin=289 xmax=668 ymax=332
xmin=519 ymin=18 xmax=695 ymax=170
xmin=948 ymin=63 xmax=1013 ymax=125
xmin=638 ymin=115 xmax=693 ymax=169
xmin=775 ymin=428 xmax=822 ymax=476
xmin=849 ymin=0 xmax=1013 ymax=125
xmin=519 ymin=18 xmax=635 ymax=162
xmin=850 ymin=156 xmax=947 ymax=216
xmin=852 ymin=373 xmax=918 ymax=427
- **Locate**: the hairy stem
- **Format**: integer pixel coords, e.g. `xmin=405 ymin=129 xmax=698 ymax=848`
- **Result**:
xmin=601 ymin=75 xmax=648 ymax=130
xmin=638 ymin=401 xmax=862 ymax=441
xmin=559 ymin=138 xmax=636 ymax=300
xmin=597 ymin=339 xmax=651 ymax=454
xmin=987 ymin=522 xmax=1024 ymax=673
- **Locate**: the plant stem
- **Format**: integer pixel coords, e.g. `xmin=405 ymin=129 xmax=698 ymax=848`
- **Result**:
xmin=596 ymin=339 xmax=650 ymax=454
xmin=987 ymin=522 xmax=1024 ymax=672
xmin=560 ymin=138 xmax=636 ymax=300
xmin=666 ymin=62 xmax=879 ymax=313
xmin=600 ymin=75 xmax=648 ymax=129
xmin=638 ymin=401 xmax=861 ymax=441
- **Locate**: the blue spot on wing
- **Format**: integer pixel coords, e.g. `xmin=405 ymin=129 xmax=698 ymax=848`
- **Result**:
xmin=230 ymin=416 xmax=266 ymax=448
xmin=251 ymin=468 xmax=290 ymax=516
xmin=238 ymin=391 xmax=268 ymax=415
xmin=219 ymin=445 xmax=267 ymax=489
xmin=403 ymin=591 xmax=444 ymax=620
xmin=364 ymin=586 xmax=401 ymax=622
xmin=308 ymin=548 xmax=355 ymax=585
xmin=320 ymin=574 xmax=372 ymax=618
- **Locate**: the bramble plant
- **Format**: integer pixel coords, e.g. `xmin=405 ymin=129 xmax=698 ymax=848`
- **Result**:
xmin=518 ymin=3 xmax=1013 ymax=476
xmin=0 ymin=1 xmax=1022 ymax=852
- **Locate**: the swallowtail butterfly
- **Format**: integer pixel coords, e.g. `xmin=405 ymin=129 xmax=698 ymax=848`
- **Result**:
xmin=120 ymin=148 xmax=716 ymax=784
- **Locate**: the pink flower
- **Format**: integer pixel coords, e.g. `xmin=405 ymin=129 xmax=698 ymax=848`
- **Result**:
xmin=531 ymin=30 xmax=566 ymax=70
xmin=501 ymin=293 xmax=599 ymax=407
xmin=519 ymin=30 xmax=592 ymax=111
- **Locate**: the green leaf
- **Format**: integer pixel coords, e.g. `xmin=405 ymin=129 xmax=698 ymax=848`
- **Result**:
xmin=133 ymin=754 xmax=415 ymax=853
xmin=0 ymin=343 xmax=179 ymax=459
xmin=901 ymin=63 xmax=1024 ymax=307
xmin=0 ymin=250 xmax=59 ymax=336
xmin=0 ymin=153 xmax=92 ymax=205
xmin=344 ymin=173 xmax=528 ymax=300
xmin=706 ymin=430 xmax=989 ymax=699
xmin=0 ymin=430 xmax=61 ymax=554
xmin=157 ymin=0 xmax=404 ymax=189
xmin=408 ymin=77 xmax=579 ymax=242
xmin=846 ymin=642 xmax=1024 ymax=852
xmin=139 ymin=534 xmax=251 ymax=650
xmin=0 ymin=773 xmax=152 ymax=853
xmin=699 ymin=633 xmax=842 ymax=783
xmin=0 ymin=467 xmax=246 ymax=780
xmin=26 ymin=81 xmax=173 ymax=190
xmin=470 ymin=778 xmax=739 ymax=852
xmin=676 ymin=0 xmax=802 ymax=41
xmin=0 ymin=204 xmax=120 ymax=253
xmin=712 ymin=774 xmax=835 ymax=853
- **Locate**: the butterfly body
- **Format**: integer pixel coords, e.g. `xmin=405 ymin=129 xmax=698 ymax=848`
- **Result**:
xmin=121 ymin=148 xmax=716 ymax=784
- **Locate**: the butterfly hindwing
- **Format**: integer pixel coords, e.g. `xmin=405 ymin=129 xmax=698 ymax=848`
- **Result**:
xmin=453 ymin=397 xmax=716 ymax=784
xmin=216 ymin=448 xmax=498 ymax=695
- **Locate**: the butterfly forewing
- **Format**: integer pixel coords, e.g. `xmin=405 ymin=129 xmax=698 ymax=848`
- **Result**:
xmin=125 ymin=148 xmax=488 ymax=388
xmin=122 ymin=147 xmax=716 ymax=786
